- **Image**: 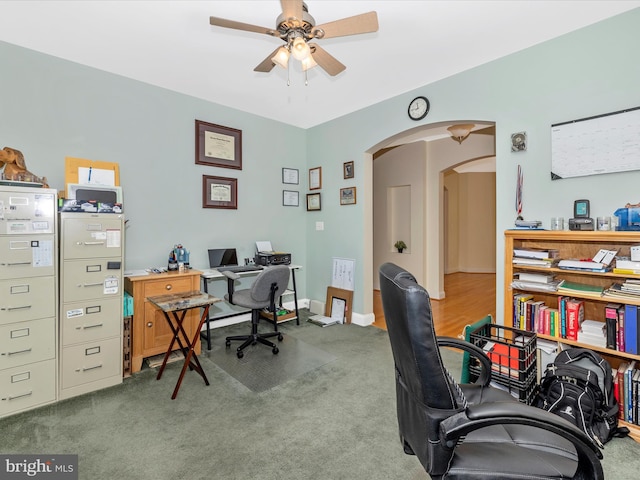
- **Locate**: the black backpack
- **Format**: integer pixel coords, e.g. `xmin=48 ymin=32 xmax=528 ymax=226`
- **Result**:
xmin=535 ymin=348 xmax=628 ymax=447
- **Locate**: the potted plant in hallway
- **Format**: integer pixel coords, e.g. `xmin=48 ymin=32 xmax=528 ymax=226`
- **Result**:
xmin=394 ymin=240 xmax=407 ymax=253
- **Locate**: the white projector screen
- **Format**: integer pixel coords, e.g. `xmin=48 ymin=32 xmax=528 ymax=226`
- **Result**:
xmin=551 ymin=106 xmax=640 ymax=180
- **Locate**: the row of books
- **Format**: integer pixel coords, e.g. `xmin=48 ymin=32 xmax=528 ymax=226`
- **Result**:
xmin=512 ymin=293 xmax=588 ymax=342
xmin=511 ymin=294 xmax=640 ymax=353
xmin=615 ymin=361 xmax=640 ymax=425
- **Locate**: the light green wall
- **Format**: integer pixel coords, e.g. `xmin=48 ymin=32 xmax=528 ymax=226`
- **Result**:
xmin=2 ymin=9 xmax=639 ymax=321
xmin=306 ymin=8 xmax=640 ymax=319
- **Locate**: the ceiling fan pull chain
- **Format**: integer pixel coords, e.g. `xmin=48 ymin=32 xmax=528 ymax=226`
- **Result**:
xmin=304 ymin=69 xmax=309 ymax=87
xmin=287 ymin=58 xmax=291 ymax=86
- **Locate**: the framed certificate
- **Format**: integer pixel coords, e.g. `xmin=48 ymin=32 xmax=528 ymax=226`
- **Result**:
xmin=340 ymin=187 xmax=356 ymax=205
xmin=195 ymin=120 xmax=242 ymax=170
xmin=283 ymin=190 xmax=299 ymax=207
xmin=307 ymin=192 xmax=321 ymax=211
xmin=202 ymin=175 xmax=237 ymax=209
xmin=309 ymin=167 xmax=322 ymax=190
xmin=282 ymin=168 xmax=299 ymax=184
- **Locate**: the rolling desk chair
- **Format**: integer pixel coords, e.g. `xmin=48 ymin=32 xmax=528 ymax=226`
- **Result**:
xmin=222 ymin=265 xmax=291 ymax=359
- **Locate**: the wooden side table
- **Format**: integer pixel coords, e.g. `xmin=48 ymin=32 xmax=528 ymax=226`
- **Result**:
xmin=147 ymin=291 xmax=220 ymax=399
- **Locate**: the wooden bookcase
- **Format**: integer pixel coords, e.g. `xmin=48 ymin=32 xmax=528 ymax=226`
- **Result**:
xmin=504 ymin=230 xmax=640 ymax=442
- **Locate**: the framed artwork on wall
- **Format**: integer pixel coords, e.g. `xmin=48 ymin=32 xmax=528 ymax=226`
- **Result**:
xmin=202 ymin=175 xmax=237 ymax=209
xmin=282 ymin=168 xmax=299 ymax=184
xmin=309 ymin=166 xmax=322 ymax=190
xmin=340 ymin=187 xmax=356 ymax=205
xmin=325 ymin=286 xmax=354 ymax=324
xmin=283 ymin=190 xmax=299 ymax=206
xmin=343 ymin=161 xmax=354 ymax=179
xmin=195 ymin=119 xmax=242 ymax=170
xmin=307 ymin=192 xmax=321 ymax=211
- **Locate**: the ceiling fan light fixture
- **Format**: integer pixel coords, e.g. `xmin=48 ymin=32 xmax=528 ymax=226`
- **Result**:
xmin=301 ymin=54 xmax=317 ymax=71
xmin=291 ymin=36 xmax=310 ymax=61
xmin=447 ymin=124 xmax=475 ymax=144
xmin=271 ymin=46 xmax=290 ymax=69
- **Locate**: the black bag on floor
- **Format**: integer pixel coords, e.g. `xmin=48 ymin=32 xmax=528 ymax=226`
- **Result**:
xmin=534 ymin=347 xmax=628 ymax=447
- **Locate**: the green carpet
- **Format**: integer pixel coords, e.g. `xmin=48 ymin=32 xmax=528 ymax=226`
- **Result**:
xmin=0 ymin=312 xmax=639 ymax=479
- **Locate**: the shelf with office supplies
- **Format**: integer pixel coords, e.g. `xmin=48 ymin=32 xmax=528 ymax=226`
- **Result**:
xmin=504 ymin=230 xmax=640 ymax=442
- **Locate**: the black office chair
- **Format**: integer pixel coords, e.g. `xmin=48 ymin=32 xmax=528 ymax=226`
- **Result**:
xmin=378 ymin=262 xmax=604 ymax=480
xmin=222 ymin=265 xmax=290 ymax=359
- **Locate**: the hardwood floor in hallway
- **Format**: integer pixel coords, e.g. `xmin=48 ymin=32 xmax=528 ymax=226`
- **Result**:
xmin=373 ymin=272 xmax=496 ymax=338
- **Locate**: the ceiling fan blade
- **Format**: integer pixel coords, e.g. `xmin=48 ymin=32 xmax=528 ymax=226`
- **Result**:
xmin=312 ymin=11 xmax=379 ymax=39
xmin=253 ymin=47 xmax=282 ymax=73
xmin=309 ymin=43 xmax=346 ymax=76
xmin=280 ymin=0 xmax=303 ymax=24
xmin=209 ymin=16 xmax=277 ymax=37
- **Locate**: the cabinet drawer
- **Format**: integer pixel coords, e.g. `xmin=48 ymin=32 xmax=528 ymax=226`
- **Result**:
xmin=60 ymin=337 xmax=121 ymax=389
xmin=143 ymin=277 xmax=193 ymax=297
xmin=0 ymin=317 xmax=56 ymax=370
xmin=0 ymin=276 xmax=56 ymax=325
xmin=0 ymin=235 xmax=56 ymax=280
xmin=61 ymin=259 xmax=122 ymax=303
xmin=61 ymin=215 xmax=123 ymax=259
xmin=0 ymin=359 xmax=56 ymax=416
xmin=61 ymin=297 xmax=122 ymax=346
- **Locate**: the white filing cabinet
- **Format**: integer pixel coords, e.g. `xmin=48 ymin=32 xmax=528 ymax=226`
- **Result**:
xmin=0 ymin=185 xmax=58 ymax=418
xmin=59 ymin=212 xmax=124 ymax=399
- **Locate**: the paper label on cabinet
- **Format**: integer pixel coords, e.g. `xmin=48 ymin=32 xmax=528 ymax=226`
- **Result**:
xmin=106 ymin=229 xmax=121 ymax=248
xmin=67 ymin=308 xmax=84 ymax=318
xmin=104 ymin=276 xmax=119 ymax=294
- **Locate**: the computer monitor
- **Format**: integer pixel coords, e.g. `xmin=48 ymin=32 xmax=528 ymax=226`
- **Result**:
xmin=208 ymin=248 xmax=238 ymax=268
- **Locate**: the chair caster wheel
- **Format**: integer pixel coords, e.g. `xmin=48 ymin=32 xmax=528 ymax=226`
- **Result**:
xmin=278 ymin=334 xmax=283 ymax=341
xmin=225 ymin=340 xmax=231 ymax=348
xmin=237 ymin=351 xmax=244 ymax=359
xmin=272 ymin=347 xmax=279 ymax=354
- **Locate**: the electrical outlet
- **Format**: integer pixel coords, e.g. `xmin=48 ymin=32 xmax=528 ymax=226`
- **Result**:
xmin=316 ymin=221 xmax=324 ymax=231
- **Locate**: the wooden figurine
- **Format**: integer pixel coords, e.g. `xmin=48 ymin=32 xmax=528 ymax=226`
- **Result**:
xmin=0 ymin=146 xmax=48 ymax=187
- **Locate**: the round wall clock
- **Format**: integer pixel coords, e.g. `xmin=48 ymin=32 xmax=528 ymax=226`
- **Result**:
xmin=408 ymin=96 xmax=430 ymax=121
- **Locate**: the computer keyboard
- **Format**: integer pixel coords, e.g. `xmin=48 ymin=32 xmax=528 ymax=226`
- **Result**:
xmin=216 ymin=265 xmax=263 ymax=273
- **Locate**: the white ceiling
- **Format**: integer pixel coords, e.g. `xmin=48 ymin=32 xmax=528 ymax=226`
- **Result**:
xmin=1 ymin=1 xmax=638 ymax=129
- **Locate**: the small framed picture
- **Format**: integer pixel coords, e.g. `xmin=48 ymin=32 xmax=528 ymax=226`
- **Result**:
xmin=283 ymin=190 xmax=299 ymax=207
xmin=282 ymin=168 xmax=299 ymax=184
xmin=325 ymin=286 xmax=354 ymax=324
xmin=309 ymin=166 xmax=322 ymax=190
xmin=202 ymin=175 xmax=237 ymax=209
xmin=343 ymin=161 xmax=354 ymax=179
xmin=307 ymin=192 xmax=321 ymax=211
xmin=340 ymin=187 xmax=356 ymax=205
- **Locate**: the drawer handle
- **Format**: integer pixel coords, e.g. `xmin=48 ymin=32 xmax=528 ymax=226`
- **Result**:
xmin=1 ymin=261 xmax=32 ymax=267
xmin=165 ymin=284 xmax=172 ymax=290
xmin=3 ymin=348 xmax=32 ymax=356
xmin=76 ymin=241 xmax=105 ymax=246
xmin=147 ymin=322 xmax=153 ymax=328
xmin=77 ymin=364 xmax=103 ymax=372
xmin=2 ymin=305 xmax=32 ymax=311
xmin=2 ymin=391 xmax=33 ymax=401
xmin=79 ymin=282 xmax=103 ymax=288
xmin=76 ymin=323 xmax=104 ymax=330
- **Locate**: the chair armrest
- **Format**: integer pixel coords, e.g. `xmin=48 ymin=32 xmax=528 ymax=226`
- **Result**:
xmin=437 ymin=336 xmax=492 ymax=387
xmin=440 ymin=401 xmax=603 ymax=461
xmin=221 ymin=271 xmax=241 ymax=281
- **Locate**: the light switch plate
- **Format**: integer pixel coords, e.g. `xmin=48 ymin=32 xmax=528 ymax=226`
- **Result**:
xmin=316 ymin=221 xmax=324 ymax=231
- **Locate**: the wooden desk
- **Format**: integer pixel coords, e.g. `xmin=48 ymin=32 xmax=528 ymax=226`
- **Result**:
xmin=124 ymin=270 xmax=202 ymax=373
xmin=199 ymin=265 xmax=301 ymax=350
xmin=147 ymin=291 xmax=220 ymax=399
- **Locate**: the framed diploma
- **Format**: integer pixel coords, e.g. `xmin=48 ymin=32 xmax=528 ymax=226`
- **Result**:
xmin=282 ymin=168 xmax=299 ymax=185
xmin=306 ymin=192 xmax=321 ymax=211
xmin=283 ymin=190 xmax=299 ymax=207
xmin=309 ymin=166 xmax=322 ymax=190
xmin=195 ymin=120 xmax=242 ymax=170
xmin=202 ymin=175 xmax=237 ymax=209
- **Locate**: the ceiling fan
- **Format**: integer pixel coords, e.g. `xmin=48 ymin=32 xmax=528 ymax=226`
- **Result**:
xmin=209 ymin=0 xmax=379 ymax=78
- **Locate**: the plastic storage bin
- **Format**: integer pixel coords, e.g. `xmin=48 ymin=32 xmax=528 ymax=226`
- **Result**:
xmin=614 ymin=207 xmax=640 ymax=231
